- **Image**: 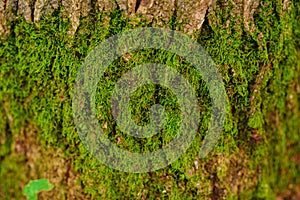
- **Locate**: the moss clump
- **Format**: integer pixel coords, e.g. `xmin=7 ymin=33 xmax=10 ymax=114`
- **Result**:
xmin=0 ymin=1 xmax=300 ymax=199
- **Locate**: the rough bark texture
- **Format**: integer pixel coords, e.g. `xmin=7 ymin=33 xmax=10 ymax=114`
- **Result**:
xmin=0 ymin=0 xmax=263 ymax=35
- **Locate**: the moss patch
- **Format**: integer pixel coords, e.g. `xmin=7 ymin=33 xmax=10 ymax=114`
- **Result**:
xmin=0 ymin=1 xmax=300 ymax=199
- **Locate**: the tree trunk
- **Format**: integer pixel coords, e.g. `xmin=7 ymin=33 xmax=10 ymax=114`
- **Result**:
xmin=0 ymin=0 xmax=299 ymax=199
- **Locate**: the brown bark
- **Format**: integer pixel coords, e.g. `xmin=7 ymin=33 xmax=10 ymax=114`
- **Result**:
xmin=0 ymin=0 xmax=265 ymax=35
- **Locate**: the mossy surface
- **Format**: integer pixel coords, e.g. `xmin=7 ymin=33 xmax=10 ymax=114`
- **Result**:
xmin=0 ymin=1 xmax=300 ymax=199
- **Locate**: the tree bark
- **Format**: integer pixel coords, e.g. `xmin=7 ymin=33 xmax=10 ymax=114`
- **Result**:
xmin=0 ymin=0 xmax=299 ymax=199
xmin=0 ymin=0 xmax=270 ymax=35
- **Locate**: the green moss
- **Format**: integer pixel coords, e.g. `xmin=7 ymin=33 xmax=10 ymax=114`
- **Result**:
xmin=0 ymin=1 xmax=300 ymax=199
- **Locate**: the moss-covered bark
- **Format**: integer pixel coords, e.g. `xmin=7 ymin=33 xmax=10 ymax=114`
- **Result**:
xmin=0 ymin=0 xmax=300 ymax=199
